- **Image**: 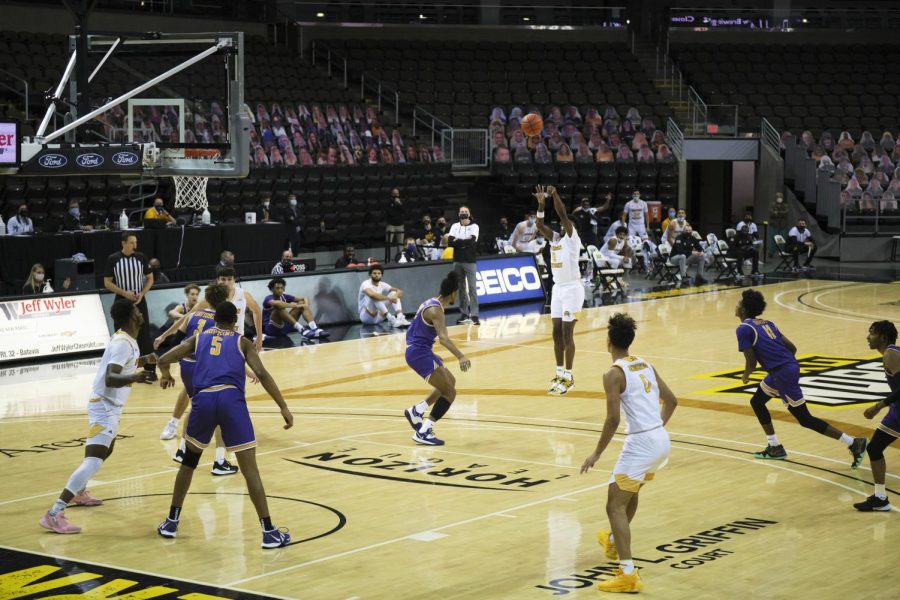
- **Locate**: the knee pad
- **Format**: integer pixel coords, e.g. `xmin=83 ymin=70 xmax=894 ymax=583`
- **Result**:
xmin=867 ymin=443 xmax=884 ymax=462
xmin=430 ymin=396 xmax=452 ymax=421
xmin=787 ymin=404 xmax=828 ymax=434
xmin=181 ymin=447 xmax=202 ymax=469
xmin=750 ymin=389 xmax=772 ymax=423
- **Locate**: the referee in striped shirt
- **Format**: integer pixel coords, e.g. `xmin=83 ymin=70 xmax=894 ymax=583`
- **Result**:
xmin=104 ymin=232 xmax=156 ymax=380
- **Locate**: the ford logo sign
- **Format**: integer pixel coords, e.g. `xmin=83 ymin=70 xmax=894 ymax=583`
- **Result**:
xmin=76 ymin=153 xmax=104 ymax=168
xmin=38 ymin=154 xmax=68 ymax=168
xmin=112 ymin=151 xmax=139 ymax=166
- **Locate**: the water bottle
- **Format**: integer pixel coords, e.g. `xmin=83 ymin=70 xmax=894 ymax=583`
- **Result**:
xmin=119 ymin=210 xmax=129 ymax=230
xmin=202 ymin=207 xmax=211 ymax=225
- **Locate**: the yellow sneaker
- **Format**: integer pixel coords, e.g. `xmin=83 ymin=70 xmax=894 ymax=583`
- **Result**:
xmin=556 ymin=377 xmax=574 ymax=395
xmin=597 ymin=567 xmax=643 ymax=593
xmin=548 ymin=377 xmax=563 ymax=394
xmin=597 ymin=528 xmax=618 ymax=560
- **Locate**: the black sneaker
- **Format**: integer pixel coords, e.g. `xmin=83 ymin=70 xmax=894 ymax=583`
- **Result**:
xmin=853 ymin=494 xmax=891 ymax=512
xmin=849 ymin=437 xmax=867 ymax=469
xmin=457 ymin=314 xmax=472 ymax=325
xmin=471 ymin=316 xmax=480 ymax=326
xmin=753 ymin=444 xmax=787 ymax=460
xmin=211 ymin=459 xmax=239 ymax=476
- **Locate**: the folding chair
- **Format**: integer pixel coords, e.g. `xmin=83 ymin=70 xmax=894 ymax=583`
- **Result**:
xmin=655 ymin=243 xmax=682 ymax=285
xmin=772 ymin=235 xmax=796 ymax=272
xmin=715 ymin=239 xmax=742 ymax=281
xmin=590 ymin=249 xmax=626 ymax=294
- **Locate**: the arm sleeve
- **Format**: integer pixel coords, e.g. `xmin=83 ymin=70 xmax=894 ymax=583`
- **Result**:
xmin=107 ymin=340 xmax=133 ymax=368
xmin=736 ymin=324 xmax=756 ymax=352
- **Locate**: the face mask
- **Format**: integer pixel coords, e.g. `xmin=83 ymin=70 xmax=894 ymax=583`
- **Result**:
xmin=34 ymin=273 xmax=45 ymax=282
xmin=263 ymin=202 xmax=270 ymax=208
xmin=668 ymin=211 xmax=676 ymax=218
xmin=407 ymin=244 xmax=416 ymax=252
xmin=797 ymin=226 xmax=806 ymax=232
xmin=528 ymin=217 xmax=536 ymax=225
xmin=776 ymin=197 xmax=783 ymax=203
xmin=676 ymin=216 xmax=684 ymax=223
xmin=289 ymin=199 xmax=297 ymax=207
xmin=459 ymin=214 xmax=470 ymax=220
xmin=744 ymin=218 xmax=752 ymax=223
xmin=632 ymin=196 xmax=639 ymax=201
xmin=155 ymin=205 xmax=163 ymax=211
xmin=437 ymin=221 xmax=445 ymax=227
xmin=69 ymin=208 xmax=80 ymax=217
xmin=19 ymin=210 xmax=28 ymax=218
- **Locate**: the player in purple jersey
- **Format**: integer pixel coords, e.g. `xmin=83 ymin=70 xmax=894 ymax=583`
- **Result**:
xmin=262 ymin=277 xmax=329 ymax=341
xmin=855 ymin=320 xmax=899 ymax=511
xmin=156 ymin=302 xmax=295 ymax=548
xmin=735 ymin=289 xmax=867 ymax=466
xmin=403 ymin=271 xmax=471 ymax=446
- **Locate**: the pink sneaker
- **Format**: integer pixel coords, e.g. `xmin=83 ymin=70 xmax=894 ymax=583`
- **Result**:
xmin=71 ymin=490 xmax=103 ymax=506
xmin=39 ymin=510 xmax=81 ymax=534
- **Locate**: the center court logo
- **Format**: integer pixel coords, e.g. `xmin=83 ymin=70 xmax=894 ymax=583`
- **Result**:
xmin=697 ymin=355 xmax=890 ymax=406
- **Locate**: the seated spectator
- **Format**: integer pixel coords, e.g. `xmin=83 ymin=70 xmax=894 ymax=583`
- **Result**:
xmin=800 ymin=130 xmax=815 ymax=149
xmin=820 ymin=130 xmax=834 ymax=152
xmin=334 ymin=245 xmax=358 ymax=269
xmin=575 ymin=142 xmax=594 ymax=163
xmin=888 ymin=177 xmax=900 ymax=194
xmin=599 ymin=226 xmax=633 ymax=269
xmin=861 ymin=130 xmax=876 ymax=153
xmin=866 ymin=179 xmax=883 ymax=196
xmin=603 ymin=106 xmax=620 ymax=123
xmin=546 ymin=130 xmax=562 ymax=152
xmin=657 ymin=144 xmax=675 ymax=162
xmin=620 ymin=119 xmax=636 ymax=143
xmin=880 ymin=154 xmax=895 ymax=172
xmin=852 ymin=145 xmax=868 ymax=165
xmin=631 ymin=131 xmax=649 ymax=151
xmin=836 ymin=157 xmax=853 ymax=175
xmin=494 ymin=215 xmax=511 ymax=249
xmin=547 ymin=105 xmax=563 ymax=125
xmin=149 ymin=258 xmax=170 ymax=285
xmin=837 ymin=130 xmax=854 ymax=151
xmin=432 ymin=145 xmax=444 ymax=162
xmin=728 ymin=226 xmax=760 ymax=278
xmin=144 ymin=197 xmax=177 ymax=226
xmin=615 ymin=145 xmax=634 ymax=162
xmin=664 ymin=209 xmax=690 ymax=245
xmin=492 ymin=128 xmax=507 ymax=148
xmin=405 ymin=144 xmax=418 ymax=163
xmin=534 ymin=142 xmax=552 ymax=164
xmin=358 ymin=264 xmax=410 ymax=328
xmin=811 ymin=145 xmax=825 ymax=161
xmin=839 ymin=189 xmax=853 ymax=208
xmin=787 ymin=219 xmax=817 ymax=270
xmin=660 ymin=207 xmax=675 ymax=238
xmin=514 ymin=147 xmax=533 ymax=163
xmin=585 ymin=107 xmax=602 ymax=128
xmin=489 ymin=106 xmax=506 ymax=124
xmin=859 ymin=155 xmax=875 ymax=175
xmin=860 ymin=191 xmax=876 ymax=211
xmin=818 ymin=155 xmax=836 ymax=174
xmin=508 ymin=129 xmax=527 ymax=150
xmin=650 ymin=129 xmax=665 ymax=148
xmin=625 ymin=107 xmax=642 ymax=127
xmin=881 ymin=131 xmax=895 ymax=152
xmin=22 ymin=263 xmax=55 ymax=294
xmin=636 ymin=144 xmax=655 ymax=163
xmin=254 ymin=197 xmax=272 ymax=223
xmin=395 ymin=237 xmax=426 ymax=262
xmin=168 ymin=283 xmax=201 ymax=320
xmin=588 ymin=130 xmax=604 ymax=152
xmin=564 ymin=105 xmax=582 ymax=125
xmin=62 ymin=199 xmax=94 ymax=231
xmin=603 ymin=211 xmax=629 ymax=244
xmin=7 ymin=204 xmax=34 ymax=235
xmin=669 ymin=226 xmax=708 ymax=285
xmin=263 ymin=277 xmax=329 ymax=341
xmin=510 ymin=208 xmax=541 ymax=253
xmin=881 ymin=191 xmax=898 ymax=212
xmin=595 ymin=143 xmax=614 ymax=162
xmin=846 ymin=175 xmax=864 ymax=197
xmin=492 ymin=145 xmax=511 ymax=163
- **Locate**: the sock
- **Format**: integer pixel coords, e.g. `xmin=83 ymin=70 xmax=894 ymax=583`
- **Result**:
xmin=766 ymin=434 xmax=780 ymax=447
xmin=168 ymin=417 xmax=178 ymax=427
xmin=420 ymin=418 xmax=434 ymax=434
xmin=415 ymin=400 xmax=429 ymax=414
xmin=875 ymin=484 xmax=887 ymax=499
xmin=839 ymin=433 xmax=853 ymax=446
xmin=620 ymin=559 xmax=635 ymax=574
xmin=49 ymin=498 xmax=67 ymax=517
xmin=178 ymin=438 xmax=186 ymax=452
xmin=168 ymin=505 xmax=181 ymax=521
xmin=308 ymin=320 xmax=317 ymax=330
xmin=563 ymin=369 xmax=573 ymax=381
xmin=294 ymin=322 xmax=304 ymax=333
xmin=261 ymin=516 xmax=274 ymax=531
xmin=609 ymin=533 xmax=615 ymax=542
xmin=555 ymin=366 xmax=565 ymax=378
xmin=215 ymin=446 xmax=226 ymax=462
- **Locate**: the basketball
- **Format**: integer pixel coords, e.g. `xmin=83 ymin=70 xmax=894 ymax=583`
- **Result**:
xmin=521 ymin=112 xmax=543 ymax=137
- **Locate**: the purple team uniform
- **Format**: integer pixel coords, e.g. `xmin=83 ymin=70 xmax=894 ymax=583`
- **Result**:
xmin=263 ymin=293 xmax=296 ymax=337
xmin=179 ymin=307 xmax=216 ymax=397
xmin=881 ymin=345 xmax=900 ymax=437
xmin=405 ymin=298 xmax=444 ymax=380
xmin=185 ymin=328 xmax=256 ymax=452
xmin=736 ymin=318 xmax=805 ymax=406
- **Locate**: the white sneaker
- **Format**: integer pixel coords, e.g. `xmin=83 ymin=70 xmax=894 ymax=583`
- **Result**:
xmin=160 ymin=420 xmax=178 ymax=440
xmin=394 ymin=314 xmax=410 ymax=327
xmin=386 ymin=313 xmax=398 ymax=327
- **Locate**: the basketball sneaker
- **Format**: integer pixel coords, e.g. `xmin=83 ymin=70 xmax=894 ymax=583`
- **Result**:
xmin=211 ymin=459 xmax=239 ymax=476
xmin=597 ymin=529 xmax=618 ymax=560
xmin=413 ymin=429 xmax=445 ymax=446
xmin=556 ymin=377 xmax=574 ymax=395
xmin=71 ymin=490 xmax=102 ymax=506
xmin=262 ymin=527 xmax=291 ymax=549
xmin=160 ymin=420 xmax=178 ymax=440
xmin=753 ymin=444 xmax=787 ymax=460
xmin=597 ymin=567 xmax=644 ymax=593
xmin=471 ymin=316 xmax=481 ymax=326
xmin=157 ymin=518 xmax=179 ymax=538
xmin=404 ymin=406 xmax=424 ymax=431
xmin=457 ymin=314 xmax=472 ymax=325
xmin=39 ymin=510 xmax=81 ymax=534
xmin=394 ymin=314 xmax=411 ymax=328
xmin=853 ymin=495 xmax=891 ymax=512
xmin=302 ymin=326 xmax=330 ymax=339
xmin=849 ymin=437 xmax=868 ymax=469
xmin=548 ymin=377 xmax=563 ymax=394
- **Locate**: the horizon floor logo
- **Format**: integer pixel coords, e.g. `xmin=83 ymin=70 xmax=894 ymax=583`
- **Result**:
xmin=697 ymin=354 xmax=889 ymax=407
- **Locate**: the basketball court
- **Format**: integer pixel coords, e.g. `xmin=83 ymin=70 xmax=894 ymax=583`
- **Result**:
xmin=1 ymin=278 xmax=897 ymax=599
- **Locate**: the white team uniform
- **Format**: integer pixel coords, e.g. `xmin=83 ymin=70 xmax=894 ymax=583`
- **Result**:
xmin=600 ymin=236 xmax=628 ymax=269
xmin=87 ymin=330 xmax=140 ymax=447
xmin=512 ymin=220 xmax=540 ymax=253
xmin=624 ymin=199 xmax=649 ymax=239
xmin=231 ymin=286 xmax=247 ymax=335
xmin=549 ymin=227 xmax=585 ymax=322
xmin=358 ymin=279 xmax=402 ymax=324
xmin=608 ymin=355 xmax=670 ymax=492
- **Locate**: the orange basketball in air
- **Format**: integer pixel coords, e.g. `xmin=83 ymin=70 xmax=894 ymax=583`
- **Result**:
xmin=521 ymin=112 xmax=544 ymax=137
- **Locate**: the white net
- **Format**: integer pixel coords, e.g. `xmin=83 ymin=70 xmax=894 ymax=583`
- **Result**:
xmin=173 ymin=175 xmax=209 ymax=211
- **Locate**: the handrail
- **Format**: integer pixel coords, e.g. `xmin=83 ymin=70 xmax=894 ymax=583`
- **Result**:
xmin=761 ymin=117 xmax=781 ymax=157
xmin=687 ymin=85 xmax=707 ymax=134
xmin=665 ymin=117 xmax=684 ymax=160
xmin=0 ymin=67 xmax=29 ymax=121
xmin=312 ymin=42 xmax=400 ymax=125
xmin=413 ymin=106 xmax=452 ymax=146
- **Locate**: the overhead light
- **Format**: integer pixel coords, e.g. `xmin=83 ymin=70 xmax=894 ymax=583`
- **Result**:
xmin=419 ymin=14 xmax=426 ymax=20
xmin=626 ymin=19 xmax=630 ymax=24
xmin=316 ymin=12 xmax=325 ymax=18
xmin=801 ymin=17 xmax=808 ymax=23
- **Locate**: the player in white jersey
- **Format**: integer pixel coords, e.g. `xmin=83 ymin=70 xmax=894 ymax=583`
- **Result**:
xmin=509 ymin=208 xmax=541 ymax=253
xmin=580 ymin=313 xmax=678 ymax=593
xmin=359 ymin=264 xmax=410 ymax=327
xmin=600 ymin=225 xmax=634 ymax=269
xmin=533 ymin=185 xmax=585 ymax=395
xmin=39 ymin=299 xmax=157 ymax=534
xmin=623 ymin=190 xmax=649 ymax=240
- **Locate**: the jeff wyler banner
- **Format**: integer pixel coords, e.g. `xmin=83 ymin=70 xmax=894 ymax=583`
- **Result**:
xmin=0 ymin=294 xmax=111 ymax=363
xmin=18 ymin=143 xmax=143 ymax=176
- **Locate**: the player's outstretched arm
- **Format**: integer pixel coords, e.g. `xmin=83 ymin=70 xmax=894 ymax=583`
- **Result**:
xmin=549 ymin=186 xmax=574 ymax=237
xmin=154 ymin=311 xmax=192 ymax=349
xmin=431 ymin=307 xmax=470 ymax=371
xmin=654 ymin=368 xmax=678 ymax=425
xmin=580 ymin=368 xmax=623 ymax=473
xmin=156 ymin=336 xmax=198 ymax=388
xmin=532 ymin=185 xmax=555 ymax=239
xmin=105 ymin=363 xmax=153 ymax=387
xmin=242 ymin=338 xmax=293 ymax=429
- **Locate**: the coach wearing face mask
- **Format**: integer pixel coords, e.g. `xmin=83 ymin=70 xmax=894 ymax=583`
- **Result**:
xmin=448 ymin=206 xmax=480 ymax=325
xmin=7 ymin=203 xmax=34 ymax=235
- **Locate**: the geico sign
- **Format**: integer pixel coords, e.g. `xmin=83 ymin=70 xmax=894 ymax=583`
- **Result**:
xmin=475 ymin=265 xmax=542 ymax=296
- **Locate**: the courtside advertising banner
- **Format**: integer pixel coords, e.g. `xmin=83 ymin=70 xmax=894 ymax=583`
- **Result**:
xmin=0 ymin=294 xmax=110 ymax=362
xmin=474 ymin=254 xmax=545 ymax=305
xmin=0 ymin=121 xmax=19 ymax=165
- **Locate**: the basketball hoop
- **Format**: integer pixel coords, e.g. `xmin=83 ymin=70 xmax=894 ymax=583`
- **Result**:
xmin=171 ymin=148 xmax=220 ymax=211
